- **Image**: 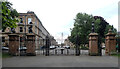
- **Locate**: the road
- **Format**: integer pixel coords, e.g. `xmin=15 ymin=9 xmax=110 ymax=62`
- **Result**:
xmin=2 ymin=54 xmax=118 ymax=67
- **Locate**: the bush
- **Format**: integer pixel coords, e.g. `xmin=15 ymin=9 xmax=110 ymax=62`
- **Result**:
xmin=111 ymin=53 xmax=120 ymax=57
xmin=80 ymin=46 xmax=89 ymax=50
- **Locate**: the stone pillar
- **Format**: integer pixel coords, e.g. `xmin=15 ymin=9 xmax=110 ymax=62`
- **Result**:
xmin=89 ymin=33 xmax=98 ymax=56
xmin=8 ymin=34 xmax=19 ymax=56
xmin=26 ymin=34 xmax=36 ymax=56
xmin=105 ymin=29 xmax=116 ymax=55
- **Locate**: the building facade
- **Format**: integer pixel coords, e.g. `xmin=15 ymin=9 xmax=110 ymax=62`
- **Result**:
xmin=2 ymin=11 xmax=57 ymax=50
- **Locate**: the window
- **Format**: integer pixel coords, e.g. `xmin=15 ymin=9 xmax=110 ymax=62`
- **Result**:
xmin=11 ymin=28 xmax=16 ymax=33
xmin=28 ymin=26 xmax=32 ymax=33
xmin=19 ymin=27 xmax=23 ymax=32
xmin=28 ymin=18 xmax=32 ymax=24
xmin=20 ymin=37 xmax=23 ymax=42
xmin=2 ymin=29 xmax=4 ymax=32
xmin=2 ymin=37 xmax=5 ymax=42
xmin=20 ymin=18 xmax=23 ymax=23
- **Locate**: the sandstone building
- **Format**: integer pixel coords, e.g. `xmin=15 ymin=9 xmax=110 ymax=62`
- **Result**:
xmin=2 ymin=11 xmax=57 ymax=50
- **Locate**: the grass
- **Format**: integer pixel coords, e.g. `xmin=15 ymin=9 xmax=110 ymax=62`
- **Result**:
xmin=111 ymin=53 xmax=120 ymax=57
xmin=2 ymin=53 xmax=12 ymax=58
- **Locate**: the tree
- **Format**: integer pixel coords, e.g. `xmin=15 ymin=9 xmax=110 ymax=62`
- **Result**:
xmin=94 ymin=16 xmax=117 ymax=42
xmin=69 ymin=13 xmax=94 ymax=46
xmin=1 ymin=1 xmax=19 ymax=31
xmin=69 ymin=13 xmax=117 ymax=47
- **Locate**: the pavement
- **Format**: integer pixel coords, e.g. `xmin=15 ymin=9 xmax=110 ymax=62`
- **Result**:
xmin=2 ymin=54 xmax=118 ymax=67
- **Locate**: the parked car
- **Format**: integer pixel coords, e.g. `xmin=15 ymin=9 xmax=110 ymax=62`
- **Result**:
xmin=55 ymin=46 xmax=59 ymax=48
xmin=63 ymin=46 xmax=70 ymax=49
xmin=19 ymin=46 xmax=27 ymax=51
xmin=40 ymin=46 xmax=46 ymax=49
xmin=2 ymin=47 xmax=9 ymax=50
xmin=50 ymin=46 xmax=56 ymax=49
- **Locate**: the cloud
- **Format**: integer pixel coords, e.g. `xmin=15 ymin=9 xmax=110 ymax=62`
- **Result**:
xmin=8 ymin=0 xmax=119 ymax=43
xmin=107 ymin=15 xmax=118 ymax=30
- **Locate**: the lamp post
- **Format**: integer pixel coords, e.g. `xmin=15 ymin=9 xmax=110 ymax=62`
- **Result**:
xmin=92 ymin=21 xmax=95 ymax=33
xmin=75 ymin=19 xmax=81 ymax=56
xmin=91 ymin=21 xmax=102 ymax=56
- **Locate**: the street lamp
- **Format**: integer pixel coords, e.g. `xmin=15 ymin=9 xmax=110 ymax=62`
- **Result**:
xmin=92 ymin=21 xmax=95 ymax=33
xmin=75 ymin=19 xmax=80 ymax=56
xmin=84 ymin=20 xmax=87 ymax=24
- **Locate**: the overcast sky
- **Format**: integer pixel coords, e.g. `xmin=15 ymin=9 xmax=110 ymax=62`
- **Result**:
xmin=8 ymin=0 xmax=119 ymax=44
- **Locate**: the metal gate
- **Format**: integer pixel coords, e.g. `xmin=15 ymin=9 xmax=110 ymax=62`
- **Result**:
xmin=44 ymin=35 xmax=89 ymax=56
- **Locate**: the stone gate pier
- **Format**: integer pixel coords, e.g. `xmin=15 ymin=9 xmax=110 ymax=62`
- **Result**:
xmin=105 ymin=29 xmax=116 ymax=55
xmin=89 ymin=33 xmax=98 ymax=56
xmin=8 ymin=34 xmax=19 ymax=56
xmin=26 ymin=34 xmax=36 ymax=56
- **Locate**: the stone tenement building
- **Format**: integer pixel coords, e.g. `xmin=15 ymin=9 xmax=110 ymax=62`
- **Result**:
xmin=2 ymin=11 xmax=57 ymax=49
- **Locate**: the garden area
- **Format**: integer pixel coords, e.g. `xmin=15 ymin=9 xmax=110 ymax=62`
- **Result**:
xmin=111 ymin=53 xmax=120 ymax=57
xmin=2 ymin=53 xmax=12 ymax=58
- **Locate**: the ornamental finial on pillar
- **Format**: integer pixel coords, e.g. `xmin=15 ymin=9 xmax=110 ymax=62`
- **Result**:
xmin=108 ymin=29 xmax=112 ymax=33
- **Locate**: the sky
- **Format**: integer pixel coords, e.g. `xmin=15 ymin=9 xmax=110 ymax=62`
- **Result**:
xmin=8 ymin=0 xmax=119 ymax=44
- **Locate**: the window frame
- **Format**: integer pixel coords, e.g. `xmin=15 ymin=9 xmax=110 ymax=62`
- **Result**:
xmin=19 ymin=27 xmax=23 ymax=32
xmin=28 ymin=18 xmax=32 ymax=24
xmin=20 ymin=18 xmax=23 ymax=23
xmin=28 ymin=26 xmax=32 ymax=33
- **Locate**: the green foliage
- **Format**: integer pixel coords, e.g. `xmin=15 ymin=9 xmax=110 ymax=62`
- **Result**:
xmin=1 ymin=1 xmax=19 ymax=31
xmin=111 ymin=53 xmax=120 ymax=57
xmin=69 ymin=13 xmax=117 ymax=46
xmin=69 ymin=13 xmax=94 ymax=45
xmin=105 ymin=25 xmax=117 ymax=35
xmin=80 ymin=45 xmax=89 ymax=50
